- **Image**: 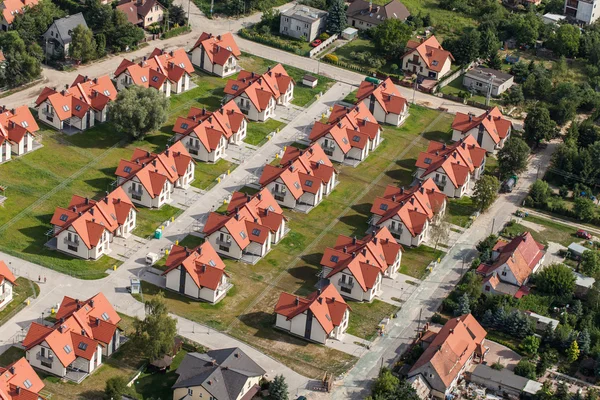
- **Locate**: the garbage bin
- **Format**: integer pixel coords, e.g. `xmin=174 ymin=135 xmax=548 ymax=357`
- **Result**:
xmin=154 ymin=228 xmax=162 ymax=239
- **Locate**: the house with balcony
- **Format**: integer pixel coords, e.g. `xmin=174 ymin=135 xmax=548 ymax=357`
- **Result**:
xmin=115 ymin=141 xmax=194 ymax=208
xmin=23 ymin=292 xmax=121 ymax=383
xmin=0 ymin=0 xmax=40 ymax=31
xmin=224 ymin=64 xmax=294 ymax=121
xmin=279 ymin=4 xmax=328 ymax=42
xmin=0 ymin=357 xmax=47 ymax=400
xmin=173 ymin=100 xmax=247 ymax=163
xmin=401 ymin=36 xmax=454 ymax=80
xmin=477 ymin=232 xmax=545 ymax=298
xmin=116 ymin=0 xmax=164 ymax=29
xmin=275 ymin=284 xmax=350 ymax=344
xmin=50 ymin=187 xmax=137 ymax=260
xmin=35 ymin=87 xmax=96 ymax=132
xmin=67 ymin=75 xmax=118 ymax=123
xmin=190 ymin=32 xmax=241 ymax=77
xmin=355 ymin=78 xmax=409 ymax=126
xmin=259 ymin=143 xmax=337 ymax=212
xmin=0 ymin=105 xmax=40 ymax=163
xmin=203 ymin=188 xmax=286 ymax=263
xmin=346 ymin=0 xmax=410 ymax=29
xmin=451 ymin=107 xmax=512 ymax=153
xmin=309 ymin=103 xmax=381 ymax=165
xmin=114 ymin=58 xmax=171 ymax=97
xmin=0 ymin=260 xmax=16 ymax=310
xmin=414 ymin=136 xmax=487 ymax=198
xmin=370 ymin=179 xmax=447 ymax=247
xmin=564 ymin=0 xmax=600 ymax=24
xmin=163 ymin=242 xmax=232 ymax=303
xmin=320 ymin=227 xmax=403 ymax=302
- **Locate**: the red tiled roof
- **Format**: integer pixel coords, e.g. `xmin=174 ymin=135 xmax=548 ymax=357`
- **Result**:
xmin=69 ymin=75 xmax=117 ymax=111
xmin=224 ymin=64 xmax=293 ymax=111
xmin=34 ymin=87 xmax=92 ymax=122
xmin=116 ymin=0 xmax=163 ymax=23
xmin=356 ymin=78 xmax=407 ymax=115
xmin=451 ymin=107 xmax=512 ymax=145
xmin=0 ymin=105 xmax=39 ymax=148
xmin=191 ymin=32 xmax=241 ymax=66
xmin=162 ymin=243 xmax=227 ymax=290
xmin=403 ymin=36 xmax=454 ymax=73
xmin=2 ymin=0 xmax=39 ymax=25
xmin=0 ymin=357 xmax=45 ymax=400
xmin=0 ymin=260 xmax=17 ymax=286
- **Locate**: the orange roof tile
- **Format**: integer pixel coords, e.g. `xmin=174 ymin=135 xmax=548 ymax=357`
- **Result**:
xmin=356 ymin=78 xmax=408 ymax=115
xmin=163 ymin=243 xmax=227 ymax=290
xmin=0 ymin=261 xmax=17 ymax=286
xmin=452 ymin=107 xmax=512 ymax=145
xmin=34 ymin=87 xmax=91 ymax=122
xmin=224 ymin=64 xmax=293 ymax=111
xmin=191 ymin=32 xmax=241 ymax=66
xmin=1 ymin=0 xmax=39 ymax=25
xmin=403 ymin=36 xmax=454 ymax=73
xmin=0 ymin=357 xmax=45 ymax=400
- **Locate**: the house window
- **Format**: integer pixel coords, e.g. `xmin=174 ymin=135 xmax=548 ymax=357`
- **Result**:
xmin=296 ymin=26 xmax=301 ymax=30
xmin=501 ymin=271 xmax=507 ymax=276
xmin=23 ymin=380 xmax=32 ymax=389
xmin=188 ymin=389 xmax=193 ymax=395
xmin=485 ymin=285 xmax=490 ymax=291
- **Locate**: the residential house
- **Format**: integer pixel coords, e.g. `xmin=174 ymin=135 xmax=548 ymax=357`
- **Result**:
xmin=274 ymin=284 xmax=350 ymax=343
xmin=346 ymin=0 xmax=410 ymax=30
xmin=35 ymin=87 xmax=96 ymax=132
xmin=115 ymin=141 xmax=195 ymax=208
xmin=224 ymin=64 xmax=294 ymax=121
xmin=172 ymin=348 xmax=265 ymax=400
xmin=414 ymin=136 xmax=487 ymax=198
xmin=203 ymin=188 xmax=286 ymax=262
xmin=69 ymin=75 xmax=117 ymax=123
xmin=408 ymin=314 xmax=488 ymax=399
xmin=451 ymin=107 xmax=512 ymax=153
xmin=0 ymin=0 xmax=39 ymax=31
xmin=401 ymin=36 xmax=454 ymax=80
xmin=50 ymin=186 xmax=137 ymax=260
xmin=114 ymin=48 xmax=194 ymax=95
xmin=463 ymin=67 xmax=514 ymax=97
xmin=23 ymin=292 xmax=121 ymax=382
xmin=162 ymin=242 xmax=232 ymax=303
xmin=189 ymin=32 xmax=241 ymax=77
xmin=279 ymin=4 xmax=328 ymax=42
xmin=0 ymin=105 xmax=40 ymax=163
xmin=524 ymin=311 xmax=559 ymax=334
xmin=0 ymin=260 xmax=16 ymax=310
xmin=564 ymin=0 xmax=600 ymax=24
xmin=320 ymin=227 xmax=403 ymax=302
xmin=370 ymin=179 xmax=447 ymax=247
xmin=259 ymin=142 xmax=338 ymax=212
xmin=116 ymin=0 xmax=164 ymax=28
xmin=42 ymin=13 xmax=88 ymax=58
xmin=355 ymin=78 xmax=409 ymax=126
xmin=477 ymin=232 xmax=546 ymax=298
xmin=309 ymin=103 xmax=382 ymax=165
xmin=0 ymin=357 xmax=46 ymax=400
xmin=173 ymin=100 xmax=247 ymax=162
xmin=467 ymin=365 xmax=542 ymax=398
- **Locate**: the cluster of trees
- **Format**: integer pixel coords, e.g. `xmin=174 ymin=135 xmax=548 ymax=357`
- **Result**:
xmin=497 ymin=136 xmax=531 ymax=179
xmin=366 ymin=368 xmax=419 ymax=400
xmin=526 ymin=179 xmax=599 ymax=223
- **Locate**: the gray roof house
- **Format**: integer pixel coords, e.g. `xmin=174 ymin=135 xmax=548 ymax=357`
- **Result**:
xmin=463 ymin=67 xmax=514 ymax=97
xmin=42 ymin=13 xmax=88 ymax=58
xmin=346 ymin=0 xmax=410 ymax=30
xmin=279 ymin=5 xmax=328 ymax=42
xmin=172 ymin=348 xmax=266 ymax=400
xmin=468 ymin=364 xmax=542 ymax=398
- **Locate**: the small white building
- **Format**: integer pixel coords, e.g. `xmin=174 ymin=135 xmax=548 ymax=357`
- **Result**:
xmin=274 ymin=284 xmax=350 ymax=344
xmin=463 ymin=67 xmax=514 ymax=97
xmin=0 ymin=105 xmax=40 ymax=163
xmin=356 ymin=78 xmax=409 ymax=126
xmin=0 ymin=260 xmax=16 ymax=310
xmin=189 ymin=32 xmax=241 ymax=77
xmin=402 ymin=36 xmax=454 ymax=80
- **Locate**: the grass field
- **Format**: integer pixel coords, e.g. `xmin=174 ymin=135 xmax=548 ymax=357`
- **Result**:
xmin=134 ymin=204 xmax=182 ymax=238
xmin=0 ymin=346 xmax=25 ymax=366
xmin=192 ymin=159 xmax=237 ymax=190
xmin=0 ymin=278 xmax=40 ymax=326
xmin=501 ymin=215 xmax=578 ymax=247
xmin=245 ymin=119 xmax=286 ymax=146
xmin=447 ymin=197 xmax=478 ymax=227
xmin=347 ymin=300 xmax=398 ymax=340
xmin=440 ymin=76 xmax=500 ymax=106
xmin=402 ymin=245 xmax=445 ymax=279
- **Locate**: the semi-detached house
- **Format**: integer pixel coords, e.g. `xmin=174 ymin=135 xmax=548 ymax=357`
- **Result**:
xmin=370 ymin=179 xmax=447 ymax=247
xmin=356 ymin=78 xmax=409 ymax=126
xmin=50 ymin=187 xmax=137 ymax=260
xmin=0 ymin=105 xmax=40 ymax=163
xmin=451 ymin=107 xmax=512 ymax=153
xmin=275 ymin=284 xmax=350 ymax=344
xmin=414 ymin=136 xmax=487 ymax=198
xmin=0 ymin=260 xmax=16 ymax=310
xmin=189 ymin=32 xmax=241 ymax=77
xmin=401 ymin=36 xmax=454 ymax=80
xmin=320 ymin=227 xmax=403 ymax=302
xmin=115 ymin=141 xmax=195 ymax=209
xmin=0 ymin=357 xmax=46 ymax=400
xmin=259 ymin=142 xmax=338 ymax=212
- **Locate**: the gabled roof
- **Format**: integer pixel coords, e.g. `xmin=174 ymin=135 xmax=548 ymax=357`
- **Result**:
xmin=162 ymin=243 xmax=227 ymax=291
xmin=451 ymin=107 xmax=512 ymax=145
xmin=46 ymin=13 xmax=87 ymax=44
xmin=173 ymin=348 xmax=265 ymax=400
xmin=274 ymin=284 xmax=350 ymax=335
xmin=146 ymin=48 xmax=194 ymax=83
xmin=0 ymin=357 xmax=45 ymax=400
xmin=409 ymin=314 xmax=487 ymax=388
xmin=116 ymin=0 xmax=164 ymax=24
xmin=0 ymin=260 xmax=17 ymax=287
xmin=0 ymin=105 xmax=39 ymax=148
xmin=68 ymin=75 xmax=117 ymax=111
xmin=113 ymin=58 xmax=168 ymax=90
xmin=403 ymin=36 xmax=454 ymax=72
xmin=371 ymin=179 xmax=446 ymax=237
xmin=356 ymin=78 xmax=408 ymax=115
xmin=476 ymin=232 xmax=545 ymax=286
xmin=34 ymin=87 xmax=91 ymax=121
xmin=346 ymin=0 xmax=410 ymax=24
xmin=1 ymin=0 xmax=40 ymax=25
xmin=224 ymin=64 xmax=293 ymax=112
xmin=191 ymin=32 xmax=241 ymax=66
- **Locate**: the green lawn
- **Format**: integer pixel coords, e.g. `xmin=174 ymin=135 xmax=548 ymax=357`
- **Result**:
xmin=192 ymin=159 xmax=237 ymax=190
xmin=330 ymin=38 xmax=403 ymax=74
xmin=484 ymin=155 xmax=498 ymax=177
xmin=440 ymin=75 xmax=500 ymax=106
xmin=177 ymin=234 xmax=205 ymax=249
xmin=0 ymin=346 xmax=25 ymax=367
xmin=0 ymin=278 xmax=40 ymax=326
xmin=133 ymin=204 xmax=182 ymax=239
xmin=401 ymin=245 xmax=445 ymax=279
xmin=347 ymin=300 xmax=398 ymax=340
xmin=132 ymin=349 xmax=188 ymax=400
xmin=501 ymin=215 xmax=577 ymax=247
xmin=343 ymin=90 xmax=358 ymax=104
xmin=447 ymin=197 xmax=478 ymax=227
xmin=245 ymin=119 xmax=285 ymax=146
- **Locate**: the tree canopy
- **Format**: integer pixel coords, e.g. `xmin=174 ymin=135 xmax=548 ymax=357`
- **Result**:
xmin=109 ymin=85 xmax=169 ymax=139
xmin=533 ymin=263 xmax=576 ymax=298
xmin=0 ymin=32 xmax=42 ymax=87
xmin=69 ymin=24 xmax=97 ymax=63
xmin=326 ymin=0 xmax=347 ymax=34
xmin=132 ymin=292 xmax=177 ymax=360
xmin=371 ymin=18 xmax=412 ymax=60
xmin=524 ymin=105 xmax=555 ymax=145
xmin=473 ymin=175 xmax=500 ymax=212
xmin=497 ymin=136 xmax=530 ymax=179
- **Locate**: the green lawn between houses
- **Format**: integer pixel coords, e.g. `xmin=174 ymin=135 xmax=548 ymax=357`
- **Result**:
xmin=0 ymin=278 xmax=40 ymax=327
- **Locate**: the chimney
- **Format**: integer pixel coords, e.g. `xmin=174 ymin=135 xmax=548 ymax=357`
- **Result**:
xmin=15 ymin=387 xmax=20 ymax=395
xmin=85 ymin=197 xmax=90 ymax=205
xmin=246 ymin=193 xmax=252 ymax=202
xmin=257 ymin=193 xmax=262 ymax=200
xmin=235 ymin=213 xmax=240 ymax=221
xmin=420 ymin=187 xmax=424 ymax=194
xmin=392 ymin=195 xmax=396 ymax=202
xmin=90 ymin=208 xmax=94 ymax=215
xmin=352 ymin=236 xmax=357 ymax=244
xmin=295 ymin=296 xmax=299 ymax=305
xmin=9 ymin=366 xmax=15 ymax=374
xmin=185 ymin=246 xmax=190 ymax=256
xmin=400 ymin=187 xmax=405 ymax=194
xmin=264 ymin=208 xmax=269 ymax=216
xmin=352 ymin=252 xmax=356 ymax=258
xmin=468 ymin=114 xmax=473 ymax=122
xmin=450 ymin=328 xmax=454 ymax=334
xmin=373 ymin=237 xmax=378 ymax=245
xmin=343 ymin=245 xmax=347 ymax=253
xmin=81 ymin=329 xmax=86 ymax=336
xmin=362 ymin=248 xmax=367 ymax=256
xmin=317 ymin=297 xmax=323 ymax=304
xmin=90 ymin=299 xmax=94 ymax=307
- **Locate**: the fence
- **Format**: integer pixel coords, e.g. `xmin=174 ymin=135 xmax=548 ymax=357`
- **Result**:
xmin=433 ymin=61 xmax=476 ymax=93
xmin=309 ymin=34 xmax=338 ymax=58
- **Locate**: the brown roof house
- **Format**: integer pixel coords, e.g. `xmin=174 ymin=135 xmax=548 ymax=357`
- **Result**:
xmin=477 ymin=232 xmax=545 ymax=298
xmin=117 ymin=0 xmax=164 ymax=29
xmin=401 ymin=36 xmax=454 ymax=80
xmin=189 ymin=32 xmax=241 ymax=78
xmin=408 ymin=314 xmax=488 ymax=399
xmin=346 ymin=0 xmax=410 ymax=30
xmin=451 ymin=107 xmax=512 ymax=153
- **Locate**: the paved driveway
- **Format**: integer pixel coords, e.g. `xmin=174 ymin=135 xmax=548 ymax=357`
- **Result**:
xmin=483 ymin=340 xmax=522 ymax=371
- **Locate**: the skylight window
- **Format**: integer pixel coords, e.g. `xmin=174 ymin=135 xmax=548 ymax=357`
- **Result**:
xmin=181 ymin=123 xmax=189 ymax=129
xmin=240 ymin=231 xmax=247 ymax=239
xmin=75 ymin=105 xmax=82 ymax=111
xmin=110 ymin=213 xmax=117 ymax=220
xmin=268 ymin=205 xmax=275 ymax=212
xmin=380 ymin=203 xmax=388 ymax=211
xmin=101 ymin=312 xmax=109 ymax=321
xmin=330 ymin=255 xmax=339 ymax=262
xmin=352 ymin=135 xmax=360 ymax=142
xmin=305 ymin=180 xmax=313 ymax=187
xmin=179 ymin=62 xmax=185 ymax=68
xmin=342 ymin=137 xmax=349 ymax=144
xmin=424 ymin=157 xmax=432 ymax=164
xmin=293 ymin=182 xmax=301 ymax=190
xmin=123 ymin=166 xmax=132 ymax=173
xmin=152 ymin=76 xmax=159 ymax=82
xmin=104 ymin=90 xmax=110 ymax=96
xmin=78 ymin=342 xmax=88 ymax=351
xmin=141 ymin=76 xmax=148 ymax=83
xmin=63 ymin=345 xmax=72 ymax=354
xmin=171 ymin=166 xmax=177 ymax=172
xmin=325 ymin=314 xmax=331 ymax=321
xmin=60 ymin=214 xmax=69 ymax=222
xmin=21 ymin=121 xmax=28 ymax=128
xmin=209 ymin=260 xmax=216 ymax=267
xmin=232 ymin=84 xmax=239 ymax=91
xmin=23 ymin=380 xmax=32 ymax=389
xmin=252 ymin=228 xmax=261 ymax=236
xmin=62 ymin=105 xmax=70 ymax=112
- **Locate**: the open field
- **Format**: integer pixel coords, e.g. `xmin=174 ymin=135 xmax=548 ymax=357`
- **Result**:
xmin=440 ymin=75 xmax=500 ymax=106
xmin=402 ymin=245 xmax=445 ymax=279
xmin=347 ymin=300 xmax=398 ymax=340
xmin=447 ymin=197 xmax=478 ymax=227
xmin=501 ymin=215 xmax=578 ymax=247
xmin=245 ymin=119 xmax=286 ymax=146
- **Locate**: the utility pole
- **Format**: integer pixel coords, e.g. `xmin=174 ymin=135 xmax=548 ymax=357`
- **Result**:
xmin=491 ymin=217 xmax=496 ymax=234
xmin=412 ymin=74 xmax=418 ymax=104
xmin=486 ymin=74 xmax=495 ymax=107
xmin=416 ymin=308 xmax=423 ymax=332
xmin=187 ymin=0 xmax=191 ymax=27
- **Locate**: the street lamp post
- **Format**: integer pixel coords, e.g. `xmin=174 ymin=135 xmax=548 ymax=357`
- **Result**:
xmin=412 ymin=74 xmax=418 ymax=105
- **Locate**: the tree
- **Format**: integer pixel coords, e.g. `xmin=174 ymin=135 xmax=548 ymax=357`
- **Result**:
xmin=578 ymin=121 xmax=600 ymax=148
xmin=514 ymin=359 xmax=537 ymax=379
xmin=488 ymin=52 xmax=502 ymax=70
xmin=82 ymin=0 xmax=114 ymax=31
xmin=69 ymin=24 xmax=96 ymax=63
xmin=371 ymin=18 xmax=411 ymax=59
xmin=132 ymin=292 xmax=177 ymax=360
xmin=481 ymin=309 xmax=494 ymax=326
xmin=105 ymin=376 xmax=128 ymax=400
xmin=504 ymin=85 xmax=524 ymax=105
xmin=430 ymin=218 xmax=450 ymax=251
xmin=479 ymin=28 xmax=500 ymax=60
xmin=581 ymin=251 xmax=600 ymax=277
xmin=549 ymin=24 xmax=581 ymax=57
xmin=259 ymin=8 xmax=280 ymax=33
xmin=446 ymin=29 xmax=481 ymax=65
xmin=108 ymin=10 xmax=145 ymax=51
xmin=579 ymin=329 xmax=591 ymax=355
xmin=369 ymin=368 xmax=419 ymax=400
xmin=269 ymin=374 xmax=289 ymax=400
xmin=520 ymin=335 xmax=540 ymax=356
xmin=109 ymin=85 xmax=169 ymax=139
xmin=574 ymin=196 xmax=596 ymax=221
xmin=473 ymin=175 xmax=500 ymax=211
xmin=11 ymin=0 xmax=65 ymax=46
xmin=497 ymin=136 xmax=530 ymax=179
xmin=568 ymin=340 xmax=581 ymax=363
xmin=524 ymin=105 xmax=555 ymax=145
xmin=534 ymin=263 xmax=576 ymax=298
xmin=455 ymin=293 xmax=471 ymax=316
xmin=326 ymin=0 xmax=346 ymax=34
xmin=0 ymin=32 xmax=42 ymax=87
xmin=169 ymin=4 xmax=187 ymax=25
xmin=96 ymin=33 xmax=106 ymax=57
xmin=528 ymin=179 xmax=550 ymax=207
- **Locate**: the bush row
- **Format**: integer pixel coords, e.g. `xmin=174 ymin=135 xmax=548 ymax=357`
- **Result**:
xmin=161 ymin=25 xmax=191 ymax=39
xmin=238 ymin=29 xmax=306 ymax=55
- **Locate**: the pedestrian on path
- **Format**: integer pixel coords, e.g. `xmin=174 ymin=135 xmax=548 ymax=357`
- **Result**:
xmin=44 ymin=276 xmax=46 ymax=284
xmin=38 ymin=275 xmax=41 ymax=283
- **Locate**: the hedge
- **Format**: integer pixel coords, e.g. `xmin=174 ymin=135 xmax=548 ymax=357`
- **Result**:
xmin=238 ymin=29 xmax=307 ymax=55
xmin=161 ymin=25 xmax=191 ymax=39
xmin=321 ymin=56 xmax=368 ymax=73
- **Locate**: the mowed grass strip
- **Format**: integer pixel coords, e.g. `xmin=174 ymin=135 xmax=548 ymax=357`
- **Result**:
xmin=347 ymin=300 xmax=398 ymax=340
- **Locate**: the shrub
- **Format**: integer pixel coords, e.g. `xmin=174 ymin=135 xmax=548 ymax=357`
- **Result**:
xmin=324 ymin=54 xmax=338 ymax=63
xmin=319 ymin=32 xmax=330 ymax=40
xmin=161 ymin=25 xmax=191 ymax=39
